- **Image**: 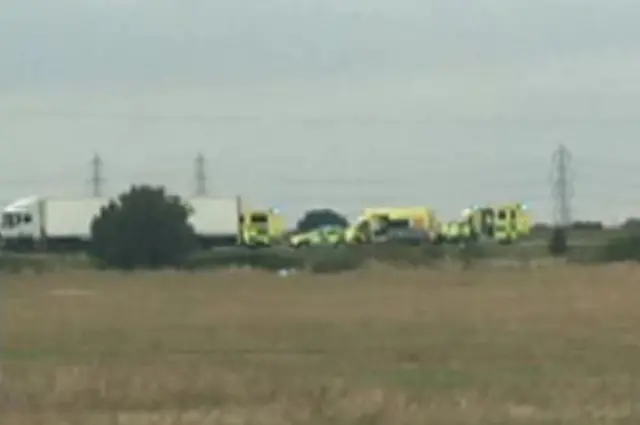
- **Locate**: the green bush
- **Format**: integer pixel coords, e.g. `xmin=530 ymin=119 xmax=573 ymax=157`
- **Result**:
xmin=621 ymin=218 xmax=640 ymax=232
xmin=572 ymin=221 xmax=604 ymax=230
xmin=89 ymin=185 xmax=197 ymax=270
xmin=599 ymin=234 xmax=640 ymax=263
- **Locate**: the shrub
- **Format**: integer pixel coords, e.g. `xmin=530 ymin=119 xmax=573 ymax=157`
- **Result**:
xmin=621 ymin=218 xmax=640 ymax=232
xmin=599 ymin=234 xmax=640 ymax=263
xmin=572 ymin=221 xmax=604 ymax=230
xmin=89 ymin=185 xmax=197 ymax=270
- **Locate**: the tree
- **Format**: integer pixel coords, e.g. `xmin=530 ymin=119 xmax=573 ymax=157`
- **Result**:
xmin=571 ymin=220 xmax=604 ymax=230
xmin=621 ymin=218 xmax=640 ymax=233
xmin=547 ymin=226 xmax=569 ymax=257
xmin=89 ymin=185 xmax=197 ymax=269
xmin=296 ymin=208 xmax=349 ymax=232
xmin=600 ymin=233 xmax=640 ymax=263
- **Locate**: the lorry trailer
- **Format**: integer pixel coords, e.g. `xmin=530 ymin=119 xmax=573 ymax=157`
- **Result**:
xmin=187 ymin=196 xmax=242 ymax=248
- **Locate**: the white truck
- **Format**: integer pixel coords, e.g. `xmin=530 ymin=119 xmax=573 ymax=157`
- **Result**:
xmin=0 ymin=196 xmax=111 ymax=251
xmin=187 ymin=196 xmax=242 ymax=248
xmin=0 ymin=195 xmax=244 ymax=252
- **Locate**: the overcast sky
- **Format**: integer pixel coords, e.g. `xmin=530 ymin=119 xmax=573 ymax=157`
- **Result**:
xmin=1 ymin=0 xmax=639 ymax=222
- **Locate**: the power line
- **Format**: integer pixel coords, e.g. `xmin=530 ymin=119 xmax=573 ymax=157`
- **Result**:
xmin=2 ymin=109 xmax=639 ymax=126
xmin=551 ymin=144 xmax=574 ymax=228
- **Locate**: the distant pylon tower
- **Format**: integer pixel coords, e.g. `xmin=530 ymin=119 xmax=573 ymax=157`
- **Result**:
xmin=551 ymin=144 xmax=574 ymax=228
xmin=90 ymin=153 xmax=104 ymax=197
xmin=195 ymin=152 xmax=207 ymax=196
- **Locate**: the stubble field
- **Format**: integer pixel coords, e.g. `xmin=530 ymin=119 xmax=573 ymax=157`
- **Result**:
xmin=2 ymin=263 xmax=640 ymax=424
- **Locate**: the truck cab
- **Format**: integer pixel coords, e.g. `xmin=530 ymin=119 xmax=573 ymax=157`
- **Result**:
xmin=463 ymin=207 xmax=494 ymax=241
xmin=494 ymin=203 xmax=532 ymax=243
xmin=1 ymin=197 xmax=41 ymax=250
xmin=240 ymin=208 xmax=285 ymax=246
xmin=464 ymin=203 xmax=531 ymax=244
xmin=507 ymin=203 xmax=533 ymax=236
xmin=494 ymin=206 xmax=516 ymax=244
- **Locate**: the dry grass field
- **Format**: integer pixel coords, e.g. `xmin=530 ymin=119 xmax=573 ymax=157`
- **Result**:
xmin=2 ymin=263 xmax=640 ymax=424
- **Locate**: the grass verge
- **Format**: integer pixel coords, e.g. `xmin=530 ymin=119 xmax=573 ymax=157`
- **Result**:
xmin=3 ymin=264 xmax=640 ymax=424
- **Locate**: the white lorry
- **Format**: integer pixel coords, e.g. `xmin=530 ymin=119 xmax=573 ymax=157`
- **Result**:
xmin=0 ymin=195 xmax=243 ymax=252
xmin=187 ymin=196 xmax=242 ymax=248
xmin=0 ymin=196 xmax=111 ymax=251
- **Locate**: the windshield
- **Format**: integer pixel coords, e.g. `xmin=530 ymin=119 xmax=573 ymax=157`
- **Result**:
xmin=1 ymin=213 xmax=11 ymax=228
xmin=387 ymin=219 xmax=411 ymax=229
xmin=1 ymin=212 xmax=32 ymax=229
xmin=250 ymin=213 xmax=268 ymax=223
xmin=2 ymin=212 xmax=19 ymax=228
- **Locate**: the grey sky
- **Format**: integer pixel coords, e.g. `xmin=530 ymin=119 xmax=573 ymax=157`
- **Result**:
xmin=1 ymin=0 xmax=639 ymax=223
